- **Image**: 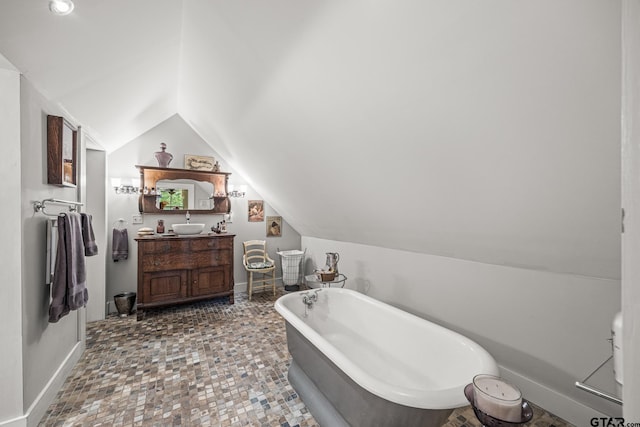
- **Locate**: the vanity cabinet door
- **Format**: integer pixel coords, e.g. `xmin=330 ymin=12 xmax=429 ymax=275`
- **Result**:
xmin=142 ymin=270 xmax=188 ymax=304
xmin=144 ymin=239 xmax=190 ymax=254
xmin=190 ymin=266 xmax=230 ymax=297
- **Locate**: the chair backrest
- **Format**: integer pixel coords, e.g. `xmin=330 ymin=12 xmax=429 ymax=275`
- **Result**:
xmin=243 ymin=240 xmax=268 ymax=264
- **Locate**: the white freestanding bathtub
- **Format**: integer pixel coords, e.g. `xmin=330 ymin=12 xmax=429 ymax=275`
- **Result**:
xmin=275 ymin=288 xmax=499 ymax=427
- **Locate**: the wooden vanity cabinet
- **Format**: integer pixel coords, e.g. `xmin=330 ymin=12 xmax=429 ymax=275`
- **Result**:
xmin=135 ymin=234 xmax=235 ymax=320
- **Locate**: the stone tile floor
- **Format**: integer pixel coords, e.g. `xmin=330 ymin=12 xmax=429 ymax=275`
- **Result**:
xmin=40 ymin=290 xmax=572 ymax=426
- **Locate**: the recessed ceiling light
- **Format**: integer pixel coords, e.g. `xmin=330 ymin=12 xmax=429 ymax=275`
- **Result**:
xmin=49 ymin=0 xmax=74 ymax=15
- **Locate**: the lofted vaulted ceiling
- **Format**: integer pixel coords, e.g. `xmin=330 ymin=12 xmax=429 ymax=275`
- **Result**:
xmin=0 ymin=0 xmax=621 ymax=279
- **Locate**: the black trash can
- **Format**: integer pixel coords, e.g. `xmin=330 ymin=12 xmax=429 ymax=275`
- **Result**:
xmin=114 ymin=292 xmax=136 ymax=317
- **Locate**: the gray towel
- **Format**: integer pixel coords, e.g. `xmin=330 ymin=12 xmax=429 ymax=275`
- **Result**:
xmin=112 ymin=228 xmax=129 ymax=261
xmin=49 ymin=212 xmax=89 ymax=323
xmin=81 ymin=213 xmax=98 ymax=256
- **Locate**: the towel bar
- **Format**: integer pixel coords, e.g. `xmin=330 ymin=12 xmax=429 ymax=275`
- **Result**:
xmin=34 ymin=198 xmax=83 ymax=216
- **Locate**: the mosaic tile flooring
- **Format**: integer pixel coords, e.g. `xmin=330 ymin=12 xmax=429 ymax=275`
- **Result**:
xmin=40 ymin=290 xmax=573 ymax=426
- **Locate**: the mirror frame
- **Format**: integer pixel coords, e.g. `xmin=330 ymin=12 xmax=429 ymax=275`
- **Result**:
xmin=47 ymin=115 xmax=77 ymax=187
xmin=136 ymin=165 xmax=231 ymax=214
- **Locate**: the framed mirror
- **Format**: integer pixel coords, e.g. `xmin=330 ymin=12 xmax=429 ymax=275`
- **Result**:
xmin=47 ymin=115 xmax=77 ymax=187
xmin=155 ymin=180 xmax=215 ymax=210
xmin=136 ymin=165 xmax=230 ymax=214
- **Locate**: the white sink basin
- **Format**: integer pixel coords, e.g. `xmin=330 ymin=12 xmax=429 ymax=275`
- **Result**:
xmin=172 ymin=223 xmax=205 ymax=235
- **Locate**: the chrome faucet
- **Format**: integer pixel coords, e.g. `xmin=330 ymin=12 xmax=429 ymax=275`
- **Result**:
xmin=301 ymin=289 xmax=321 ymax=307
xmin=185 ymin=210 xmax=190 ymax=223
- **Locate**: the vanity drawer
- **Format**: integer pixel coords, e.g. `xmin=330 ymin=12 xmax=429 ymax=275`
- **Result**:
xmin=142 ymin=249 xmax=231 ymax=271
xmin=192 ymin=249 xmax=232 ymax=267
xmin=142 ymin=253 xmax=193 ymax=271
xmin=139 ymin=239 xmax=190 ymax=254
xmin=190 ymin=237 xmax=233 ymax=251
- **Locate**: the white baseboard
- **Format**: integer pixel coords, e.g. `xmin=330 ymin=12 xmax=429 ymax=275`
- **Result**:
xmin=500 ymin=365 xmax=616 ymax=426
xmin=235 ymin=281 xmax=248 ymax=293
xmin=24 ymin=341 xmax=85 ymax=427
xmin=0 ymin=415 xmax=26 ymax=427
xmin=234 ymin=277 xmax=285 ymax=293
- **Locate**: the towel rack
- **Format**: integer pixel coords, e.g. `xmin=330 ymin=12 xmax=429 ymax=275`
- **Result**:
xmin=113 ymin=218 xmax=128 ymax=229
xmin=33 ymin=198 xmax=83 ymax=216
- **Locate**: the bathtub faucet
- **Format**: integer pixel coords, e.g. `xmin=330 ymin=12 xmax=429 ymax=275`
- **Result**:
xmin=301 ymin=289 xmax=321 ymax=307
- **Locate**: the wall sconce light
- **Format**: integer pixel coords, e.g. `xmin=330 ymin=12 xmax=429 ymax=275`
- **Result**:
xmin=228 ymin=184 xmax=247 ymax=198
xmin=112 ymin=178 xmax=140 ymax=195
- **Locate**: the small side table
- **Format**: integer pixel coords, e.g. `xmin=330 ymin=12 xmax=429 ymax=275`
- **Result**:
xmin=305 ymin=273 xmax=347 ymax=289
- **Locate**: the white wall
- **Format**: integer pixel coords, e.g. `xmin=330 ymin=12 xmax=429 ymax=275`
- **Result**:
xmin=0 ymin=64 xmax=24 ymax=425
xmin=302 ymin=236 xmax=621 ymax=426
xmin=621 ymin=0 xmax=640 ymax=420
xmin=106 ymin=114 xmax=301 ymax=311
xmin=20 ymin=76 xmax=85 ymax=424
xmin=0 ymin=55 xmax=93 ymax=427
xmin=82 ymin=146 xmax=107 ymax=322
xmin=179 ymin=1 xmax=621 ymax=281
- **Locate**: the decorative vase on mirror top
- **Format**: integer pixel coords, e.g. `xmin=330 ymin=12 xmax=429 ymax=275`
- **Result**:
xmin=155 ymin=143 xmax=173 ymax=168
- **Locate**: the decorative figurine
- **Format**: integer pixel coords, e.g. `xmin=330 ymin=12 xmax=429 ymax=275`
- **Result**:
xmin=213 ymin=160 xmax=220 ymax=172
xmin=154 ymin=143 xmax=173 ymax=167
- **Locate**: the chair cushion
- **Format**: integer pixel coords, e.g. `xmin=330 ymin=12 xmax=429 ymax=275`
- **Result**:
xmin=247 ymin=261 xmax=274 ymax=269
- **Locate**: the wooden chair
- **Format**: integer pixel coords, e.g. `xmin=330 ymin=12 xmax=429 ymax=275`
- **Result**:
xmin=243 ymin=240 xmax=276 ymax=301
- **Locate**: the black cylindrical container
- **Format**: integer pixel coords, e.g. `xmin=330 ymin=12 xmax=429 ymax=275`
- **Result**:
xmin=114 ymin=292 xmax=136 ymax=317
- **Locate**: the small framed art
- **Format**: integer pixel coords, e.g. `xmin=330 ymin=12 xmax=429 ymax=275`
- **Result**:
xmin=248 ymin=200 xmax=264 ymax=222
xmin=184 ymin=154 xmax=215 ymax=171
xmin=266 ymin=216 xmax=282 ymax=237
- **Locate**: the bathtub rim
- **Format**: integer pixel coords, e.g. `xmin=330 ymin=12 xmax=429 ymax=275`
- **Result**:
xmin=275 ymin=287 xmax=499 ymax=410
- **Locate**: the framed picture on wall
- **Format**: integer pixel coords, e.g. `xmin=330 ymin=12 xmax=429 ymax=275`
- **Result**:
xmin=184 ymin=154 xmax=215 ymax=171
xmin=248 ymin=200 xmax=264 ymax=222
xmin=266 ymin=216 xmax=282 ymax=237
